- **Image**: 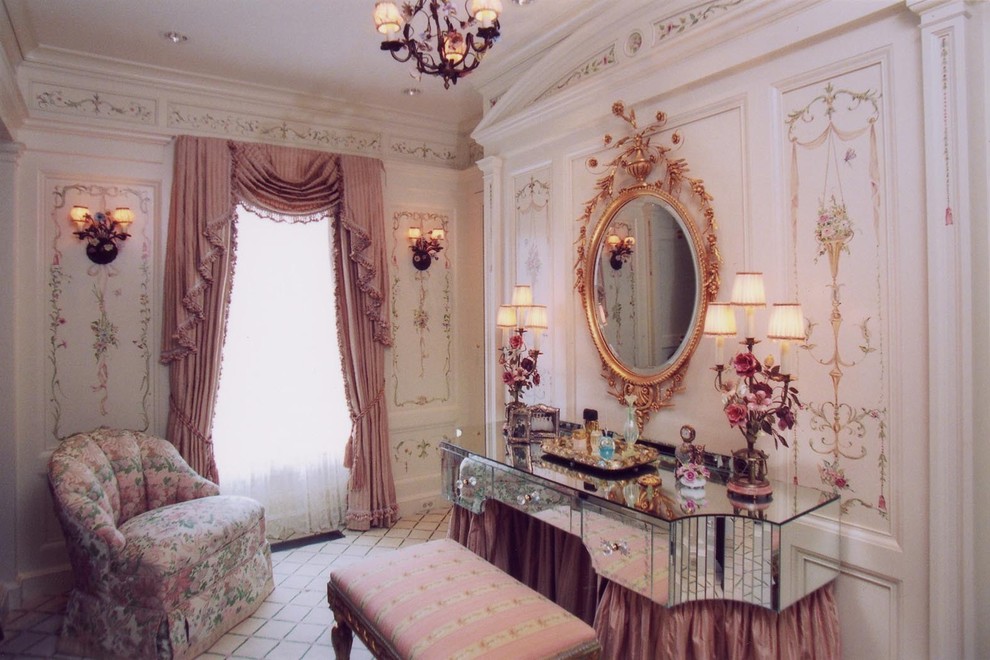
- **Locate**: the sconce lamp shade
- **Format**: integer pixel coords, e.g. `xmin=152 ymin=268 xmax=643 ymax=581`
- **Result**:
xmin=606 ymin=234 xmax=621 ymax=247
xmin=373 ymin=1 xmax=405 ymax=35
xmin=525 ymin=305 xmax=548 ymax=331
xmin=408 ymin=227 xmax=422 ymax=240
xmin=429 ymin=228 xmax=445 ymax=241
xmin=511 ymin=285 xmax=533 ymax=307
xmin=113 ymin=207 xmax=135 ymax=227
xmin=70 ymin=206 xmax=90 ymax=224
xmin=767 ymin=303 xmax=806 ymax=340
xmin=730 ymin=272 xmax=767 ymax=307
xmin=496 ymin=305 xmax=517 ymax=328
xmin=703 ymin=302 xmax=737 ymax=336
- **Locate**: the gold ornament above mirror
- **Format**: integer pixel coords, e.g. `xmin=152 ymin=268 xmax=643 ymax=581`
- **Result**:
xmin=576 ymin=102 xmax=721 ymax=429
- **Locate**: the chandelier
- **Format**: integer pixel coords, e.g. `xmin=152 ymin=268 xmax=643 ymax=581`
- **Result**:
xmin=373 ymin=0 xmax=503 ymax=89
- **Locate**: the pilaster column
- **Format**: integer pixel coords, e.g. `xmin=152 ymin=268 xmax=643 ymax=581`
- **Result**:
xmin=907 ymin=1 xmax=977 ymax=657
xmin=477 ymin=155 xmax=503 ymax=455
xmin=0 ymin=141 xmax=24 ymax=614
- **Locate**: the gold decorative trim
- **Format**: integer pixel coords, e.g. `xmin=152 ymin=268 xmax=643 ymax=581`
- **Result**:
xmin=575 ymin=102 xmax=721 ymax=427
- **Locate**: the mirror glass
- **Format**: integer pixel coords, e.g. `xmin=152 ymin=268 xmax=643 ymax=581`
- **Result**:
xmin=593 ymin=194 xmax=699 ymax=375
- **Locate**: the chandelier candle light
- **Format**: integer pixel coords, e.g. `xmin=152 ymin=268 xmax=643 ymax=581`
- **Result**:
xmin=704 ymin=272 xmax=805 ymax=500
xmin=373 ymin=0 xmax=503 ymax=88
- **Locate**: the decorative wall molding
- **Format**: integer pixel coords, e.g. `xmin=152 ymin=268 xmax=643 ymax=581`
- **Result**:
xmin=653 ymin=0 xmax=746 ymax=43
xmin=389 ymin=210 xmax=453 ymax=408
xmin=387 ymin=138 xmax=458 ymax=165
xmin=47 ymin=180 xmax=155 ymax=442
xmin=167 ymin=103 xmax=382 ymax=154
xmin=17 ymin=65 xmax=470 ymax=168
xmin=532 ymin=44 xmax=617 ymax=105
xmin=32 ymin=83 xmax=156 ymax=125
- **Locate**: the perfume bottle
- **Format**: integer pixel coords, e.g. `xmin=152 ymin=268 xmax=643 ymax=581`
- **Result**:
xmin=622 ymin=394 xmax=639 ymax=445
xmin=599 ymin=432 xmax=615 ymax=460
xmin=675 ymin=425 xmax=697 ymax=466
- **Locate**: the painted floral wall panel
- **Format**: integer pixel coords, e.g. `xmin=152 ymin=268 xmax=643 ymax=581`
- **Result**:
xmin=46 ymin=180 xmax=155 ymax=443
xmin=512 ymin=169 xmax=553 ymax=403
xmin=389 ymin=210 xmax=453 ymax=408
xmin=782 ymin=65 xmax=891 ymax=533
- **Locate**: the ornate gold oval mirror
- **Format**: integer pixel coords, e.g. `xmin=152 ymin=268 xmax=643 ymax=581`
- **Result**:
xmin=576 ymin=102 xmax=721 ymax=428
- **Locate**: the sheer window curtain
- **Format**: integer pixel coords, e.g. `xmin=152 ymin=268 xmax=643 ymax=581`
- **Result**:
xmin=160 ymin=136 xmax=398 ymax=530
xmin=211 ymin=209 xmax=348 ymax=539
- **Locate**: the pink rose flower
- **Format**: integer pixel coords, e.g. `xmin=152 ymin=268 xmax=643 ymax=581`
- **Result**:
xmin=509 ymin=334 xmax=523 ymax=349
xmin=725 ymin=402 xmax=748 ymax=428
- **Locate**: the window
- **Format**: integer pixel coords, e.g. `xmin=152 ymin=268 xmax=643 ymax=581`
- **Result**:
xmin=212 ymin=207 xmax=349 ymax=540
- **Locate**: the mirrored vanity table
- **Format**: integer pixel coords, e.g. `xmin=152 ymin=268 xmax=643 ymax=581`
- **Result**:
xmin=441 ymin=435 xmax=842 ymax=658
xmin=441 ymin=437 xmax=839 ymax=612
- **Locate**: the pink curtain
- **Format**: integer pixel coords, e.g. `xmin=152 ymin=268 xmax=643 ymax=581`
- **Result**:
xmin=161 ymin=137 xmax=398 ymax=528
xmin=449 ymin=502 xmax=841 ymax=659
xmin=335 ymin=155 xmax=397 ymax=530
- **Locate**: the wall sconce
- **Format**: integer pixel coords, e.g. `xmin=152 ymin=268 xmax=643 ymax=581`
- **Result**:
xmin=70 ymin=206 xmax=134 ymax=264
xmin=408 ymin=226 xmax=445 ymax=270
xmin=606 ymin=233 xmax=635 ymax=270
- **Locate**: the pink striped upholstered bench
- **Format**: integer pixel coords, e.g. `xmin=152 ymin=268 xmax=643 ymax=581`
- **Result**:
xmin=327 ymin=538 xmax=601 ymax=659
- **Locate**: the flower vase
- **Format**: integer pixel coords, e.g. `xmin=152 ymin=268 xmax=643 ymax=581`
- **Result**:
xmin=727 ymin=432 xmax=773 ymax=500
xmin=824 ymin=237 xmax=848 ymax=280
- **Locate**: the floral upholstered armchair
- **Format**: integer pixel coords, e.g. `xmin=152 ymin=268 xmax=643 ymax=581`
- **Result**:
xmin=48 ymin=428 xmax=274 ymax=659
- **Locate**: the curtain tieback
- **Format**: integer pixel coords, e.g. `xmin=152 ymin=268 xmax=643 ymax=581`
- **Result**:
xmin=349 ymin=386 xmax=384 ymax=423
xmin=345 ymin=386 xmax=385 ymax=491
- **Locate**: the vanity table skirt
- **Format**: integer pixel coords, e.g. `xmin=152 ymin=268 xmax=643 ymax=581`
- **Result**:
xmin=449 ymin=502 xmax=841 ymax=660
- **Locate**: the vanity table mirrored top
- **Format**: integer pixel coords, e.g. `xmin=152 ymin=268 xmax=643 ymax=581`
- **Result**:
xmin=440 ymin=434 xmax=840 ymax=613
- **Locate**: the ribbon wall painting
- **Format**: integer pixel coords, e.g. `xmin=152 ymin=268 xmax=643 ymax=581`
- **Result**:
xmin=389 ymin=210 xmax=453 ymax=409
xmin=47 ymin=180 xmax=155 ymax=443
xmin=783 ymin=64 xmax=890 ymax=532
xmin=513 ymin=170 xmax=553 ymax=402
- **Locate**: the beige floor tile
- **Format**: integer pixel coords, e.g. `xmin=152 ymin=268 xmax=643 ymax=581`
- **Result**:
xmin=207 ymin=632 xmax=248 ymax=655
xmin=285 ymin=621 xmax=325 ymax=644
xmin=290 ymin=589 xmax=327 ymax=607
xmin=231 ymin=635 xmax=278 ymax=658
xmin=267 ymin=586 xmax=303 ymax=604
xmin=375 ymin=536 xmax=404 ymax=548
xmin=267 ymin=640 xmax=313 ymax=660
xmin=407 ymin=528 xmax=432 ymax=539
xmin=254 ymin=618 xmax=296 ymax=639
xmin=392 ymin=519 xmax=417 ymax=529
xmin=230 ymin=616 xmax=267 ymax=636
xmin=351 ymin=535 xmax=379 ymax=547
xmin=384 ymin=527 xmax=411 ymax=538
xmin=271 ymin=603 xmax=312 ymax=623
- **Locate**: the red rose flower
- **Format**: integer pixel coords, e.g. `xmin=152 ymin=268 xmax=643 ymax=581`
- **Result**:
xmin=509 ymin=334 xmax=523 ymax=350
xmin=732 ymin=352 xmax=760 ymax=378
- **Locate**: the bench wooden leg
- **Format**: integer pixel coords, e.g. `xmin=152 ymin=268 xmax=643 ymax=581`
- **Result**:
xmin=330 ymin=616 xmax=353 ymax=660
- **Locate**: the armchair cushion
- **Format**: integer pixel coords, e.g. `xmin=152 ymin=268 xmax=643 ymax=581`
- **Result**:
xmin=48 ymin=428 xmax=273 ymax=659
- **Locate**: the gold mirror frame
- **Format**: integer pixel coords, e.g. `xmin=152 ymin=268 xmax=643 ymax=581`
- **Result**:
xmin=575 ymin=102 xmax=721 ymax=428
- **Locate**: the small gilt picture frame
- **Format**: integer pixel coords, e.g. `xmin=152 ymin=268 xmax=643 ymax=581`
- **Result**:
xmin=526 ymin=404 xmax=560 ymax=443
xmin=506 ymin=407 xmax=532 ymax=445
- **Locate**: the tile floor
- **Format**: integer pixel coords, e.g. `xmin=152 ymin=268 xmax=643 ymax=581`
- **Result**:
xmin=0 ymin=507 xmax=452 ymax=659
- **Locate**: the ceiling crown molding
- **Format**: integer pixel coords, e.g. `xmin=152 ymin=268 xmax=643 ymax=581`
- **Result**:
xmin=14 ymin=53 xmax=470 ymax=169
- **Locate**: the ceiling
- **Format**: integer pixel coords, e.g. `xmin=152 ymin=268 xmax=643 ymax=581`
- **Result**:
xmin=2 ymin=0 xmax=607 ymax=129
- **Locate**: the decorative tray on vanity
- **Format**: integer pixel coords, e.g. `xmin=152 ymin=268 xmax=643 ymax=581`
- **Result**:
xmin=539 ymin=438 xmax=660 ymax=472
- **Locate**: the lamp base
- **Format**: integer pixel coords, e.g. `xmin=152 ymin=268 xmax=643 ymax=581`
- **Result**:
xmin=727 ymin=444 xmax=773 ymax=501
